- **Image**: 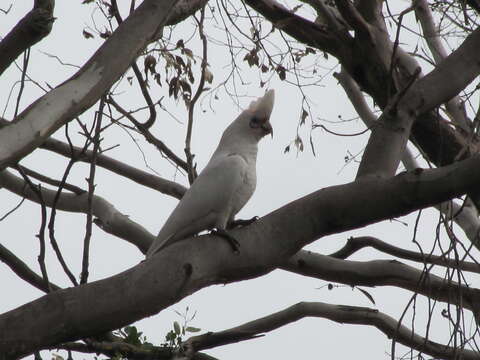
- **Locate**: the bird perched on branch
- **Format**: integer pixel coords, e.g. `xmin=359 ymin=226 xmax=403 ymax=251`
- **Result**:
xmin=146 ymin=89 xmax=275 ymax=258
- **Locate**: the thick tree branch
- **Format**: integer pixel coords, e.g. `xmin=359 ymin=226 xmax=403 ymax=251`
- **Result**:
xmin=0 ymin=0 xmax=55 ymax=76
xmin=357 ymin=25 xmax=480 ymax=178
xmin=334 ymin=68 xmax=480 ymax=247
xmin=0 ymin=243 xmax=61 ymax=293
xmin=49 ymin=340 xmax=218 ymax=360
xmin=4 ymin=153 xmax=480 ymax=356
xmin=185 ymin=302 xmax=478 ymax=360
xmin=414 ymin=0 xmax=471 ymax=131
xmin=0 ymin=0 xmax=179 ymax=170
xmin=244 ymin=0 xmax=351 ymax=60
xmin=0 ymin=170 xmax=154 ymax=252
xmin=248 ymin=0 xmax=480 ymax=176
xmin=283 ymin=250 xmax=480 ymax=316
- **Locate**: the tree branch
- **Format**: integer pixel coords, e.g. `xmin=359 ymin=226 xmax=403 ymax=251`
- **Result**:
xmin=185 ymin=302 xmax=479 ymax=360
xmin=40 ymin=135 xmax=187 ymax=200
xmin=282 ymin=250 xmax=480 ymax=316
xmin=329 ymin=236 xmax=480 ymax=273
xmin=49 ymin=340 xmax=218 ymax=360
xmin=0 ymin=243 xmax=61 ymax=293
xmin=334 ymin=68 xmax=480 ymax=248
xmin=414 ymin=0 xmax=471 ymax=131
xmin=0 ymin=0 xmax=179 ymax=170
xmin=244 ymin=0 xmax=350 ymax=60
xmin=4 ymin=152 xmax=480 ymax=356
xmin=0 ymin=170 xmax=154 ymax=253
xmin=107 ymin=96 xmax=190 ymax=173
xmin=0 ymin=0 xmax=55 ymax=76
xmin=357 ymin=25 xmax=480 ymax=178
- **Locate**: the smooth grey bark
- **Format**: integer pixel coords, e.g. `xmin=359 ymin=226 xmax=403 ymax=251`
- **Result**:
xmin=283 ymin=250 xmax=480 ymax=315
xmin=0 ymin=0 xmax=179 ymax=170
xmin=40 ymin=136 xmax=187 ymax=200
xmin=185 ymin=302 xmax=479 ymax=360
xmin=0 ymin=170 xmax=155 ymax=252
xmin=356 ymin=25 xmax=480 ymax=178
xmin=3 ymin=154 xmax=480 ymax=357
xmin=247 ymin=0 xmax=479 ymax=171
xmin=334 ymin=68 xmax=480 ymax=246
xmin=413 ymin=0 xmax=470 ymax=131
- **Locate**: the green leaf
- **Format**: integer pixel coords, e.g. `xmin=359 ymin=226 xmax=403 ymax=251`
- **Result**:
xmin=185 ymin=326 xmax=201 ymax=333
xmin=173 ymin=321 xmax=181 ymax=335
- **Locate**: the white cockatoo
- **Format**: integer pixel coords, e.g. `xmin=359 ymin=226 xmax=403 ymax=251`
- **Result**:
xmin=146 ymin=89 xmax=275 ymax=257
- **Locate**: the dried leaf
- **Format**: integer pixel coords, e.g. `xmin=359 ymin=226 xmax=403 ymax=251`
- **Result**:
xmin=276 ymin=65 xmax=286 ymax=80
xmin=144 ymin=55 xmax=157 ymax=74
xmin=82 ymin=29 xmax=94 ymax=39
xmin=357 ymin=288 xmax=376 ymax=305
xmin=179 ymin=78 xmax=192 ymax=94
xmin=300 ymin=108 xmax=308 ymax=125
xmin=204 ymin=67 xmax=213 ymax=84
xmin=99 ymin=29 xmax=111 ymax=39
xmin=182 ymin=48 xmax=194 ymax=60
xmin=294 ymin=136 xmax=304 ymax=152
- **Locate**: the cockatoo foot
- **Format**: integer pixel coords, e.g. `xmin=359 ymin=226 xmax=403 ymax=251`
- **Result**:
xmin=211 ymin=228 xmax=240 ymax=253
xmin=227 ymin=216 xmax=259 ymax=229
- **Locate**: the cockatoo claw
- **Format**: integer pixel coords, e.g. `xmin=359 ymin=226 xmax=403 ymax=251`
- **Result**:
xmin=211 ymin=228 xmax=240 ymax=253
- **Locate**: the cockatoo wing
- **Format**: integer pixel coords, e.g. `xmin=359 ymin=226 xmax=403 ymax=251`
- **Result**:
xmin=146 ymin=153 xmax=250 ymax=257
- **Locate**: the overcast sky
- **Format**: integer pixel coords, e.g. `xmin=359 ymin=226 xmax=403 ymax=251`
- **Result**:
xmin=1 ymin=1 xmax=478 ymax=359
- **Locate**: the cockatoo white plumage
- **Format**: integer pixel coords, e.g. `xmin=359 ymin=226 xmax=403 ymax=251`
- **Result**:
xmin=146 ymin=89 xmax=275 ymax=257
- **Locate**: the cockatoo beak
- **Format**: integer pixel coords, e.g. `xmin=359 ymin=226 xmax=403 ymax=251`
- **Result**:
xmin=261 ymin=122 xmax=273 ymax=138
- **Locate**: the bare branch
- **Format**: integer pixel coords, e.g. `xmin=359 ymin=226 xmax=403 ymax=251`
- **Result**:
xmin=0 ymin=243 xmax=61 ymax=293
xmin=334 ymin=68 xmax=480 ymax=247
xmin=244 ymin=0 xmax=349 ymax=59
xmin=16 ymin=166 xmax=51 ymax=293
xmin=0 ymin=170 xmax=154 ymax=253
xmin=0 ymin=0 xmax=179 ymax=170
xmin=0 ymin=0 xmax=55 ymax=76
xmin=329 ymin=236 xmax=480 ymax=273
xmin=357 ymin=25 xmax=480 ymax=178
xmin=283 ymin=250 xmax=480 ymax=316
xmin=39 ymin=135 xmax=186 ymax=200
xmin=50 ymin=340 xmax=218 ymax=360
xmin=185 ymin=7 xmax=208 ymax=184
xmin=414 ymin=0 xmax=471 ymax=131
xmin=185 ymin=302 xmax=479 ymax=360
xmin=80 ymin=96 xmax=105 ymax=284
xmin=5 ymin=151 xmax=480 ymax=356
xmin=107 ymin=96 xmax=190 ymax=173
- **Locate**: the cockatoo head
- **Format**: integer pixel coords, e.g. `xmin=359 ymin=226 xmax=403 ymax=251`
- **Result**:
xmin=246 ymin=89 xmax=275 ymax=139
xmin=222 ymin=89 xmax=275 ymax=143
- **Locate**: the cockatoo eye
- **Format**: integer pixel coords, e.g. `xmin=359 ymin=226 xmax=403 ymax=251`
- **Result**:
xmin=249 ymin=117 xmax=261 ymax=129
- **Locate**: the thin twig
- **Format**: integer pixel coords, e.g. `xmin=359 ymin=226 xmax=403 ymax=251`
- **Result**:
xmin=0 ymin=196 xmax=25 ymax=221
xmin=185 ymin=6 xmax=208 ymax=184
xmin=107 ymin=96 xmax=189 ymax=172
xmin=80 ymin=96 xmax=105 ymax=284
xmin=16 ymin=166 xmax=52 ymax=293
xmin=330 ymin=236 xmax=480 ymax=273
xmin=0 ymin=243 xmax=61 ymax=292
xmin=14 ymin=48 xmax=30 ymax=118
